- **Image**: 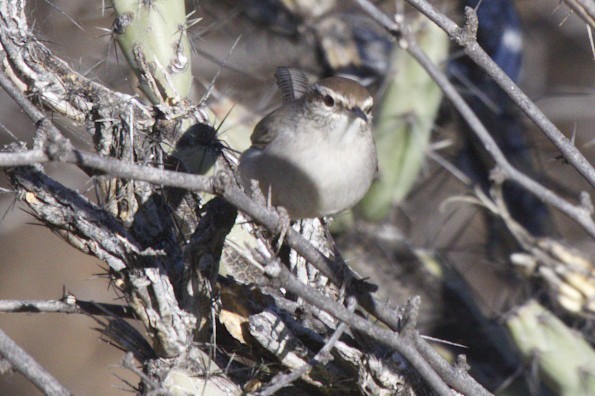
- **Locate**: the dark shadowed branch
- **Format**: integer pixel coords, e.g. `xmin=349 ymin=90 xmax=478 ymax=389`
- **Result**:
xmin=253 ymin=256 xmax=491 ymax=395
xmin=256 ymin=297 xmax=356 ymax=395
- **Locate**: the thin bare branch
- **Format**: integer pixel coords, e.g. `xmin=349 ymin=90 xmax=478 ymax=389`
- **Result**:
xmin=1 ymin=2 xmax=556 ymax=393
xmin=0 ymin=62 xmax=495 ymax=393
xmin=256 ymin=297 xmax=356 ymax=395
xmin=0 ymin=329 xmax=70 ymax=395
xmin=562 ymin=0 xmax=595 ymax=30
xmin=353 ymin=0 xmax=595 ymax=239
xmin=259 ymin=259 xmax=492 ymax=396
xmin=365 ymin=0 xmax=595 ymax=187
xmin=0 ymin=299 xmax=136 ymax=319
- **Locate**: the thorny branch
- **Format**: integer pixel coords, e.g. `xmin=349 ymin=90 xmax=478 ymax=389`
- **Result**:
xmin=0 ymin=298 xmax=136 ymax=319
xmin=260 ymin=257 xmax=492 ymax=396
xmin=397 ymin=0 xmax=595 ymax=187
xmin=1 ymin=0 xmax=591 ymax=395
xmin=1 ymin=0 xmax=197 ymax=363
xmin=0 ymin=1 xmax=152 ymax=123
xmin=0 ymin=67 xmax=491 ymax=393
xmin=354 ymin=0 xmax=595 ymax=240
xmin=256 ymin=297 xmax=355 ymax=395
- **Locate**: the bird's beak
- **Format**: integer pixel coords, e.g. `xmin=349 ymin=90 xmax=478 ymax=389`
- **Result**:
xmin=351 ymin=106 xmax=368 ymax=122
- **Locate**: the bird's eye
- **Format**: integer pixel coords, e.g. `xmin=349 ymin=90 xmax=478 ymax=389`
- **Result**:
xmin=322 ymin=95 xmax=335 ymax=107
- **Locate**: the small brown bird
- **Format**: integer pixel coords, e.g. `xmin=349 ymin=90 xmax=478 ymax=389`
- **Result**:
xmin=239 ymin=70 xmax=377 ymax=219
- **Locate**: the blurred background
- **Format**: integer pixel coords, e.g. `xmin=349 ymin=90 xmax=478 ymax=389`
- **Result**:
xmin=0 ymin=0 xmax=593 ymax=394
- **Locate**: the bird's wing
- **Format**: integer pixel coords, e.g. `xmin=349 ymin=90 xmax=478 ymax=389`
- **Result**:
xmin=250 ymin=112 xmax=279 ymax=149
